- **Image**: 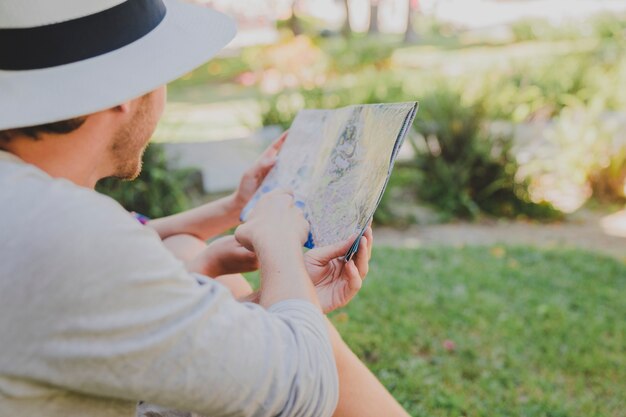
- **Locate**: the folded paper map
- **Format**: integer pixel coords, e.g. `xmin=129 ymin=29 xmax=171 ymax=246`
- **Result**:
xmin=241 ymin=101 xmax=419 ymax=261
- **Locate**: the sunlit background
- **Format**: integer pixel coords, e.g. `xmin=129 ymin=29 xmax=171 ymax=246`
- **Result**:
xmin=107 ymin=0 xmax=626 ymax=246
xmin=96 ymin=3 xmax=626 ymax=414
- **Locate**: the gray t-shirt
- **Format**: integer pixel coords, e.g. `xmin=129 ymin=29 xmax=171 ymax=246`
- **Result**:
xmin=0 ymin=150 xmax=338 ymax=417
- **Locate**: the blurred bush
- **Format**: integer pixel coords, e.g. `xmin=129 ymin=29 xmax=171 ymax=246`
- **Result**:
xmin=260 ymin=83 xmax=560 ymax=221
xmin=322 ymin=36 xmax=394 ymax=74
xmin=480 ymin=54 xmax=589 ymax=123
xmin=97 ymin=144 xmax=195 ymax=218
xmin=170 ymin=56 xmax=251 ymax=91
xmin=510 ymin=14 xmax=626 ymax=43
xmin=411 ymin=88 xmax=560 ymax=220
xmin=257 ymin=33 xmax=626 ymax=220
xmin=260 ymin=70 xmax=407 ymax=128
xmin=478 ymin=40 xmax=626 ymax=209
xmin=592 ymin=13 xmax=626 ymax=40
xmin=518 ymin=100 xmax=626 ymax=212
xmin=510 ymin=19 xmax=581 ymax=42
xmin=481 ymin=44 xmax=626 ymax=123
xmin=241 ymin=35 xmax=328 ymax=93
xmin=168 ymin=13 xmax=626 ymax=223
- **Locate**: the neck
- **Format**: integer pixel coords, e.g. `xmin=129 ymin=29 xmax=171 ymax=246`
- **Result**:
xmin=2 ymin=120 xmax=113 ymax=189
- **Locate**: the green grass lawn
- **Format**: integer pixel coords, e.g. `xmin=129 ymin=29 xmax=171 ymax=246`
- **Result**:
xmin=325 ymin=246 xmax=626 ymax=417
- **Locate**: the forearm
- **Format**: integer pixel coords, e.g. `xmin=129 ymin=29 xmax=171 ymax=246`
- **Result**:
xmin=239 ymin=289 xmax=260 ymax=303
xmin=326 ymin=318 xmax=410 ymax=417
xmin=256 ymin=238 xmax=321 ymax=310
xmin=147 ymin=194 xmax=241 ymax=240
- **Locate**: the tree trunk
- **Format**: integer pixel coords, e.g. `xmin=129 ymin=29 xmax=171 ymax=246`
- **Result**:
xmin=368 ymin=0 xmax=379 ymax=35
xmin=288 ymin=0 xmax=301 ymax=36
xmin=403 ymin=0 xmax=419 ymax=43
xmin=341 ymin=0 xmax=352 ymax=38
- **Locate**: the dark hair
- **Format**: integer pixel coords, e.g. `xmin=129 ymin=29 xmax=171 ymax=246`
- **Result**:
xmin=0 ymin=117 xmax=87 ymax=142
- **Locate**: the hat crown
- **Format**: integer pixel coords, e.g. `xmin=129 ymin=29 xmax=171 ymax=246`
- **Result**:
xmin=0 ymin=0 xmax=125 ymax=28
xmin=0 ymin=0 xmax=237 ymax=131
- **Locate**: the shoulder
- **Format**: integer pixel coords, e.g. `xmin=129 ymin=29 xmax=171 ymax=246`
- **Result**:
xmin=0 ymin=156 xmax=132 ymax=228
xmin=0 ymin=159 xmax=207 ymax=323
xmin=0 ymin=158 xmax=182 ymax=283
xmin=0 ymin=157 xmax=144 ymax=238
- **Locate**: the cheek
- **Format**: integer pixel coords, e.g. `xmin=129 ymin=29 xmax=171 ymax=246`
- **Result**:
xmin=150 ymin=100 xmax=165 ymax=134
xmin=155 ymin=86 xmax=167 ymax=118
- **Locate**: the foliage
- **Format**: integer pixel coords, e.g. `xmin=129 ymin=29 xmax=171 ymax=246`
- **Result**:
xmin=260 ymin=80 xmax=565 ymax=221
xmin=480 ymin=55 xmax=587 ymax=123
xmin=518 ymin=100 xmax=626 ymax=211
xmin=412 ymin=14 xmax=459 ymax=40
xmin=96 ymin=144 xmax=194 ymax=218
xmin=327 ymin=245 xmax=626 ymax=417
xmin=241 ymin=36 xmax=329 ymax=93
xmin=171 ymin=19 xmax=626 ymax=220
xmin=510 ymin=19 xmax=582 ymax=43
xmin=169 ymin=56 xmax=251 ymax=91
xmin=475 ymin=40 xmax=626 ymax=206
xmin=260 ymin=70 xmax=407 ymax=128
xmin=481 ymin=39 xmax=626 ymax=123
xmin=592 ymin=13 xmax=626 ymax=40
xmin=412 ymin=88 xmax=560 ymax=220
xmin=373 ymin=165 xmax=422 ymax=226
xmin=589 ymin=143 xmax=626 ymax=203
xmin=321 ymin=35 xmax=395 ymax=74
xmin=510 ymin=14 xmax=626 ymax=43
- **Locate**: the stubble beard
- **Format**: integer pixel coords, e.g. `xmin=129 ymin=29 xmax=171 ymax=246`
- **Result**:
xmin=109 ymin=97 xmax=154 ymax=181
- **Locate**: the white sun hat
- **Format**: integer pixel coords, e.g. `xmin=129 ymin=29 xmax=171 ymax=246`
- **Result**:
xmin=0 ymin=0 xmax=236 ymax=130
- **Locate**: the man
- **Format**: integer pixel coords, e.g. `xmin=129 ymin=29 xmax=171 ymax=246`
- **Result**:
xmin=0 ymin=1 xmax=410 ymax=416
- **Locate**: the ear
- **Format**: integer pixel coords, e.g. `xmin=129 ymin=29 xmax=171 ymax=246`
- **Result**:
xmin=113 ymin=101 xmax=132 ymax=114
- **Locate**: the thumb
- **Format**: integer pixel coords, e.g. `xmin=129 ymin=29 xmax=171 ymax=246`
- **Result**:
xmin=309 ymin=235 xmax=356 ymax=262
xmin=259 ymin=154 xmax=277 ymax=173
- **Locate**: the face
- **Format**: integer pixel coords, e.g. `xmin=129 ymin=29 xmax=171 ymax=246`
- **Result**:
xmin=109 ymin=85 xmax=166 ymax=180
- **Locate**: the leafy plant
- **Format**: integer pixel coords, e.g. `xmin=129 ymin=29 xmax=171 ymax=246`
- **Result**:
xmin=373 ymin=165 xmax=423 ymax=226
xmin=260 ymin=71 xmax=409 ymax=129
xmin=168 ymin=55 xmax=251 ymax=91
xmin=322 ymin=36 xmax=395 ymax=75
xmin=96 ymin=144 xmax=196 ymax=218
xmin=411 ymin=88 xmax=559 ymax=220
xmin=518 ymin=100 xmax=626 ymax=210
xmin=592 ymin=13 xmax=626 ymax=40
xmin=510 ymin=19 xmax=582 ymax=42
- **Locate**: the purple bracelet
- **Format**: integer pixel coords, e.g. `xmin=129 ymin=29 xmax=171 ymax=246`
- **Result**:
xmin=131 ymin=211 xmax=150 ymax=225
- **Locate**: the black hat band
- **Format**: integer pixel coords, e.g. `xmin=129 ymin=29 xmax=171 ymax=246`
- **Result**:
xmin=0 ymin=0 xmax=166 ymax=70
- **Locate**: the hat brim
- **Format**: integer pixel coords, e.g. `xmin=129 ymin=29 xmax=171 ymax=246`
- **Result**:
xmin=0 ymin=0 xmax=236 ymax=130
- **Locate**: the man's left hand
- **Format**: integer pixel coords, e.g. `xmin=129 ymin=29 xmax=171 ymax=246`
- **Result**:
xmin=304 ymin=227 xmax=373 ymax=314
xmin=232 ymin=131 xmax=288 ymax=210
xmin=187 ymin=235 xmax=258 ymax=278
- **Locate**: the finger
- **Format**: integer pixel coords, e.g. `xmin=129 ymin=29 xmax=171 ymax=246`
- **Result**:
xmin=259 ymin=131 xmax=288 ymax=161
xmin=255 ymin=157 xmax=278 ymax=182
xmin=308 ymin=235 xmax=356 ymax=262
xmin=344 ymin=261 xmax=363 ymax=305
xmin=254 ymin=152 xmax=278 ymax=177
xmin=271 ymin=130 xmax=289 ymax=152
xmin=363 ymin=227 xmax=373 ymax=259
xmin=234 ymin=226 xmax=254 ymax=251
xmin=234 ymin=244 xmax=257 ymax=259
xmin=240 ymin=248 xmax=259 ymax=269
xmin=250 ymin=132 xmax=288 ymax=179
xmin=353 ymin=236 xmax=369 ymax=279
xmin=263 ymin=188 xmax=294 ymax=199
xmin=269 ymin=187 xmax=292 ymax=194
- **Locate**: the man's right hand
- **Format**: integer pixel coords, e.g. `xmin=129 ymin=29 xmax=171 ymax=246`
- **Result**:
xmin=234 ymin=190 xmax=309 ymax=253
